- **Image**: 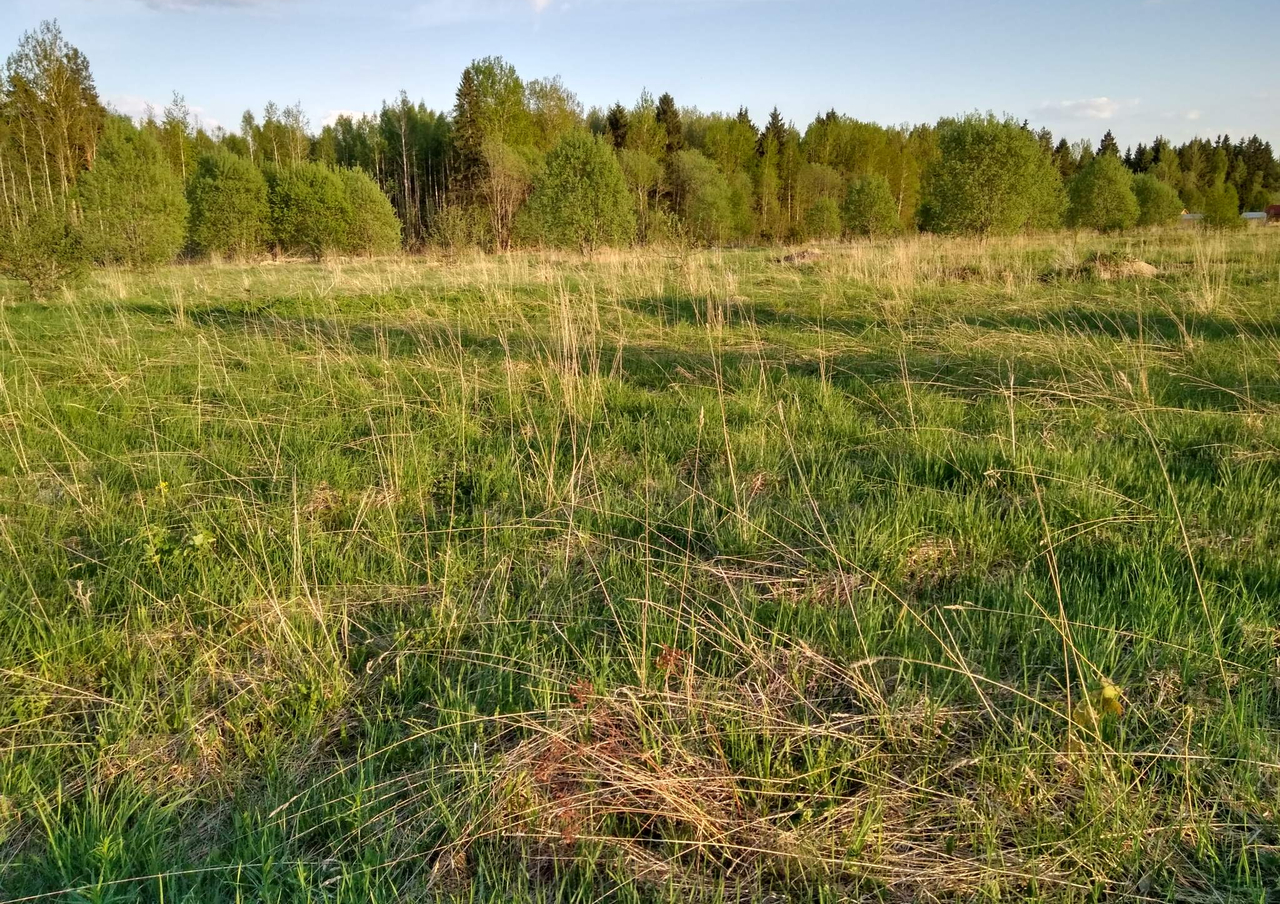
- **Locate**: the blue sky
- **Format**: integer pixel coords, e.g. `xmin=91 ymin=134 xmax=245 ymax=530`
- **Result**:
xmin=4 ymin=0 xmax=1277 ymax=148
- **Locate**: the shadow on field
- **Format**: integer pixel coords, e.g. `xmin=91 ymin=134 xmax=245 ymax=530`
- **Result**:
xmin=959 ymin=307 xmax=1280 ymax=344
xmin=184 ymin=300 xmax=1279 ymax=412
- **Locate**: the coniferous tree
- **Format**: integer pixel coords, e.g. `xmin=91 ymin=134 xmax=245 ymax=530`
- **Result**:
xmin=605 ymin=103 xmax=629 ymax=150
xmin=1098 ymin=130 xmax=1120 ymax=157
xmin=453 ymin=66 xmax=485 ymax=198
xmin=759 ymin=108 xmax=787 ymax=157
xmin=655 ymin=92 xmax=683 ymax=154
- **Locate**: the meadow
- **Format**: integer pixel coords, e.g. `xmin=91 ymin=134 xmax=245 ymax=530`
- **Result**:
xmin=1 ymin=230 xmax=1279 ymax=902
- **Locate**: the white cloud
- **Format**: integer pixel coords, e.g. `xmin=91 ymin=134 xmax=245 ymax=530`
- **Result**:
xmin=1037 ymin=97 xmax=1124 ymax=120
xmin=106 ymin=93 xmax=221 ymax=132
xmin=1183 ymin=109 xmax=1202 ymax=121
xmin=138 ymin=0 xmax=281 ymax=8
xmin=322 ymin=109 xmax=366 ymax=127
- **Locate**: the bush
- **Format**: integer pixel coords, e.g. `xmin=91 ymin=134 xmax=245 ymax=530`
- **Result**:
xmin=802 ymin=197 xmax=843 ymax=240
xmin=268 ymin=161 xmax=351 ymax=258
xmin=187 ymin=151 xmax=269 ymax=259
xmin=520 ymin=132 xmax=635 ymax=251
xmin=1131 ymin=174 xmax=1183 ymax=227
xmin=1067 ymin=154 xmax=1139 ymax=232
xmin=339 ymin=168 xmax=401 ymax=256
xmin=920 ymin=114 xmax=1065 ymax=235
xmin=430 ymin=205 xmax=491 ymax=252
xmin=0 ymin=206 xmax=89 ymax=297
xmin=669 ymin=150 xmax=744 ymax=245
xmin=77 ymin=117 xmax=188 ymax=267
xmin=843 ymin=174 xmax=901 ymax=237
xmin=1201 ymin=183 xmax=1242 ymax=229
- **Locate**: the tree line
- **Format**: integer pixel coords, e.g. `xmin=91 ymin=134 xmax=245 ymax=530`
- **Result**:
xmin=2 ymin=20 xmax=1278 ymax=293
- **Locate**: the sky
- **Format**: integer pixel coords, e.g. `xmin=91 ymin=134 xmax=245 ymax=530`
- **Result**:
xmin=3 ymin=0 xmax=1277 ymax=149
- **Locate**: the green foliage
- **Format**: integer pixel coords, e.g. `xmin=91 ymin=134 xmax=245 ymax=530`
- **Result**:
xmin=77 ymin=116 xmax=188 ymax=267
xmin=605 ymin=102 xmax=629 ymax=150
xmin=268 ymin=161 xmax=352 ymax=258
xmin=1201 ymin=183 xmax=1242 ymax=228
xmin=802 ymin=196 xmax=843 ymax=240
xmin=619 ymin=148 xmax=665 ymax=243
xmin=669 ymin=149 xmax=747 ymax=245
xmin=655 ymin=92 xmax=683 ymax=154
xmin=842 ymin=174 xmax=901 ymax=237
xmin=339 ymin=167 xmax=401 ymax=256
xmin=920 ymin=114 xmax=1064 ymax=235
xmin=1131 ymin=174 xmax=1184 ymax=227
xmin=2 ymin=20 xmax=105 ymax=207
xmin=430 ymin=204 xmax=490 ymax=251
xmin=1067 ymin=153 xmax=1140 ymax=232
xmin=520 ymin=132 xmax=634 ymax=251
xmin=696 ymin=113 xmax=757 ymax=176
xmin=187 ymin=151 xmax=269 ymax=259
xmin=0 ymin=205 xmax=88 ymax=296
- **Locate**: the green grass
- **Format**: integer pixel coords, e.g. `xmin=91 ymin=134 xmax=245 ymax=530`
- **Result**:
xmin=2 ymin=231 xmax=1279 ymax=902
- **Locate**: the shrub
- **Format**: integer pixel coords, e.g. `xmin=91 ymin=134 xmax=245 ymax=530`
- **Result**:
xmin=669 ymin=150 xmax=744 ymax=245
xmin=1131 ymin=174 xmax=1184 ymax=227
xmin=268 ymin=161 xmax=351 ymax=258
xmin=1201 ymin=183 xmax=1242 ymax=229
xmin=0 ymin=206 xmax=89 ymax=297
xmin=520 ymin=131 xmax=635 ymax=251
xmin=339 ymin=168 xmax=401 ymax=256
xmin=187 ymin=151 xmax=269 ymax=259
xmin=430 ymin=204 xmax=491 ymax=252
xmin=843 ymin=174 xmax=901 ymax=237
xmin=1067 ymin=154 xmax=1139 ymax=232
xmin=920 ymin=114 xmax=1064 ymax=235
xmin=802 ymin=197 xmax=843 ymax=240
xmin=77 ymin=116 xmax=188 ymax=267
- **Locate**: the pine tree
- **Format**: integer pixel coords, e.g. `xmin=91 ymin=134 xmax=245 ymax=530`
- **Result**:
xmin=605 ymin=103 xmax=629 ymax=150
xmin=1098 ymin=130 xmax=1120 ymax=157
xmin=735 ymin=106 xmax=756 ymax=136
xmin=655 ymin=92 xmax=683 ymax=154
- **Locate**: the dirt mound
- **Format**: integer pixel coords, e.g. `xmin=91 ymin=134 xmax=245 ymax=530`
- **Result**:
xmin=1042 ymin=252 xmax=1160 ymax=283
xmin=1094 ymin=257 xmax=1159 ymax=281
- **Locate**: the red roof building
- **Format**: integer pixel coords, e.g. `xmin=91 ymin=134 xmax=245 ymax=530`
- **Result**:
xmin=1268 ymin=205 xmax=1280 ymax=221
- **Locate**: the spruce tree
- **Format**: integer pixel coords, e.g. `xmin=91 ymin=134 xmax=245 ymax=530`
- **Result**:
xmin=605 ymin=103 xmax=629 ymax=150
xmin=760 ymin=108 xmax=787 ymax=157
xmin=655 ymin=92 xmax=683 ymax=154
xmin=1098 ymin=130 xmax=1120 ymax=157
xmin=452 ymin=67 xmax=485 ymax=197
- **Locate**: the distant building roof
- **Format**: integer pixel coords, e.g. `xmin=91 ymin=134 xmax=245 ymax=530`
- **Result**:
xmin=1243 ymin=212 xmax=1267 ymax=219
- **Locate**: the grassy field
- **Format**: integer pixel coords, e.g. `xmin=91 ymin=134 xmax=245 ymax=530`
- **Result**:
xmin=2 ymin=231 xmax=1279 ymax=902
